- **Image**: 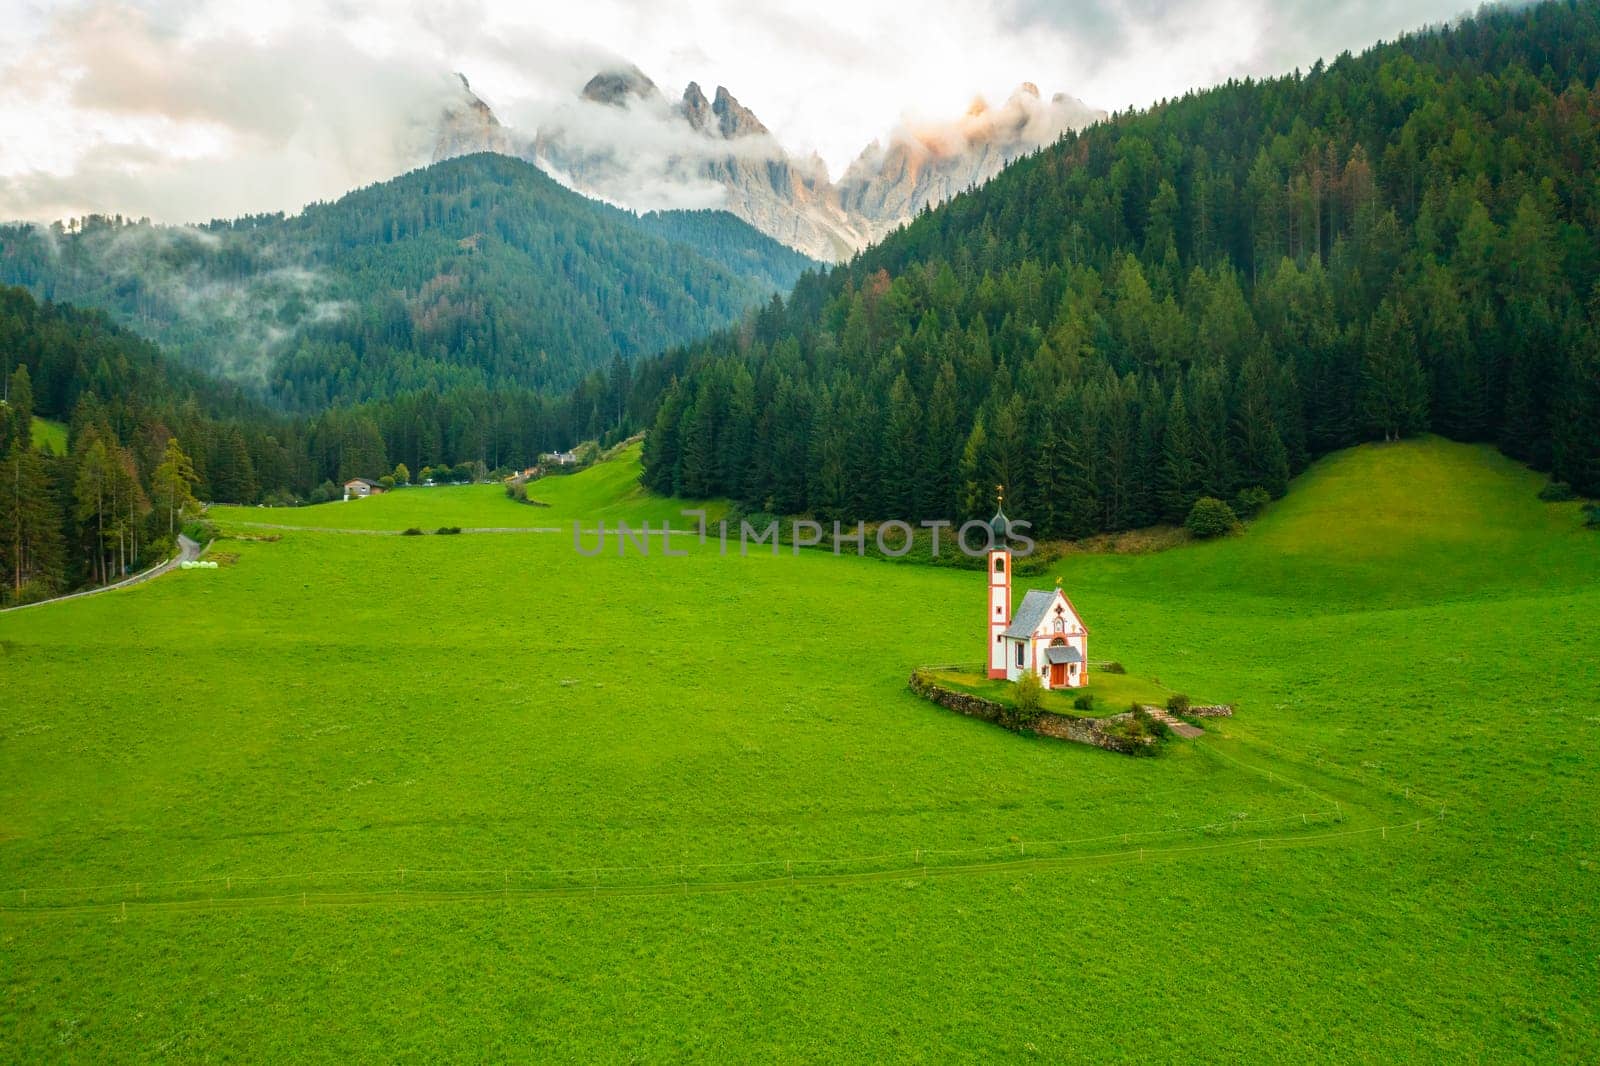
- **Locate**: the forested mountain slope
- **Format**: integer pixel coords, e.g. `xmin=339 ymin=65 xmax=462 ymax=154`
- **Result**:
xmin=0 ymin=154 xmax=818 ymax=410
xmin=637 ymin=0 xmax=1600 ymax=534
xmin=0 ymin=282 xmax=603 ymax=603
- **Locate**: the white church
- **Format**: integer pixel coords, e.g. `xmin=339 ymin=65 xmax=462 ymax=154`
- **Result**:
xmin=985 ymin=498 xmax=1089 ymax=689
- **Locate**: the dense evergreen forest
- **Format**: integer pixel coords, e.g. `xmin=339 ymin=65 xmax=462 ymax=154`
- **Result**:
xmin=637 ymin=0 xmax=1600 ymax=534
xmin=0 ymin=155 xmax=816 ymax=410
xmin=0 ymin=285 xmax=603 ymax=604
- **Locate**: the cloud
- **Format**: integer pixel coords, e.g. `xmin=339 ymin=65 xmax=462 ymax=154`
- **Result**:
xmin=0 ymin=0 xmax=1480 ymax=224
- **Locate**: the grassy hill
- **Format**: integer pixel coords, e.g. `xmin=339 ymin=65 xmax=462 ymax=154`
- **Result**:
xmin=2 ymin=438 xmax=1596 ymax=1059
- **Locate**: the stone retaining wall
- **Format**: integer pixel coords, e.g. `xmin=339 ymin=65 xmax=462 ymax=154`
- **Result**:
xmin=908 ymin=672 xmax=1154 ymax=755
xmin=1136 ymin=702 xmax=1235 ymax=719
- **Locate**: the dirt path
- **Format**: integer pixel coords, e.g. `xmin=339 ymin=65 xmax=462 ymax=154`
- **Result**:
xmin=0 ymin=535 xmax=201 ymax=614
xmin=1143 ymin=705 xmax=1204 ymax=738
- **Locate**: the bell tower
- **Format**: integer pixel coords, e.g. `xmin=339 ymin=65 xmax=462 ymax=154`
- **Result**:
xmin=987 ymin=485 xmax=1012 ymax=679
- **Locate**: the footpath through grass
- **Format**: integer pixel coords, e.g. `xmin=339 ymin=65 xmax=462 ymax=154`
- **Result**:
xmin=2 ymin=436 xmax=1597 ymax=1060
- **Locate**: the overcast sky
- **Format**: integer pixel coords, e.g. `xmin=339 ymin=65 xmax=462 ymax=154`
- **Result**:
xmin=0 ymin=0 xmax=1474 ymax=223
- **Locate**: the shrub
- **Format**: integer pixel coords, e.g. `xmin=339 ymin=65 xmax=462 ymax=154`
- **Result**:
xmin=379 ymin=475 xmax=396 ymax=490
xmin=1185 ymin=497 xmax=1239 ymax=538
xmin=1538 ymin=481 xmax=1577 ymax=502
xmin=1167 ymin=693 xmax=1191 ymax=715
xmin=308 ymin=479 xmax=338 ymax=505
xmin=1073 ymin=692 xmax=1095 ymax=711
xmin=1013 ymin=672 xmax=1044 ymax=723
xmin=436 ymin=526 xmax=462 ymax=535
xmin=1101 ymin=661 xmax=1126 ymax=674
xmin=401 ymin=527 xmax=424 ymax=536
xmin=1234 ymin=485 xmax=1271 ymax=519
xmin=1585 ymin=504 xmax=1600 ymax=529
xmin=181 ymin=518 xmax=218 ymax=545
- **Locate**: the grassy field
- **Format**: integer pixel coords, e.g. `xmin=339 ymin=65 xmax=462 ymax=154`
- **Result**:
xmin=209 ymin=443 xmax=725 ymax=533
xmin=29 ymin=416 xmax=67 ymax=455
xmin=2 ymin=436 xmax=1597 ymax=1060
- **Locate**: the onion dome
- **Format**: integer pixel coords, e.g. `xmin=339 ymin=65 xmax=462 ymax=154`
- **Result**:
xmin=989 ymin=485 xmax=1010 ymax=540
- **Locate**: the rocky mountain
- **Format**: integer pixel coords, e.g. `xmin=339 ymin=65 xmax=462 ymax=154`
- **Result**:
xmin=432 ymin=68 xmax=1104 ymax=261
xmin=432 ymin=74 xmax=510 ymax=161
xmin=835 ymin=84 xmax=1101 ymax=233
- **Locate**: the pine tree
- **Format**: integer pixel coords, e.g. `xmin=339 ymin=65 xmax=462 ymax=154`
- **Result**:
xmin=1360 ymin=298 xmax=1429 ymax=442
xmin=74 ymin=434 xmax=113 ymax=586
xmin=880 ymin=372 xmax=922 ymax=518
xmin=1231 ymin=345 xmax=1291 ymax=496
xmin=0 ymin=439 xmax=64 ymax=602
xmin=151 ymin=436 xmax=200 ymax=537
xmin=1160 ymin=383 xmax=1201 ymax=522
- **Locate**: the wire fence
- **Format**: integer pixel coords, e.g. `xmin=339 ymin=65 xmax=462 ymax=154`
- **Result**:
xmin=0 ymin=811 xmax=1450 ymax=919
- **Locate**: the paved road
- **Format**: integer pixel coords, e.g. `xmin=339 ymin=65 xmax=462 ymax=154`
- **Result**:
xmin=0 ymin=534 xmax=201 ymax=613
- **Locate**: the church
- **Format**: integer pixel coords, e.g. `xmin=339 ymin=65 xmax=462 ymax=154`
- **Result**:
xmin=985 ymin=499 xmax=1089 ymax=689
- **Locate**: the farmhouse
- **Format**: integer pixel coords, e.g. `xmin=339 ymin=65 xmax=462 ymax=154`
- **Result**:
xmin=343 ymin=477 xmax=387 ymax=500
xmin=986 ymin=502 xmax=1089 ymax=689
xmin=542 ymin=449 xmax=579 ymax=467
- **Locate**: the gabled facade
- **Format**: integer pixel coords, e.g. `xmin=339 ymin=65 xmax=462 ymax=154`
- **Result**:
xmin=1000 ymin=587 xmax=1089 ymax=689
xmin=343 ymin=477 xmax=386 ymax=500
xmin=983 ymin=496 xmax=1089 ymax=690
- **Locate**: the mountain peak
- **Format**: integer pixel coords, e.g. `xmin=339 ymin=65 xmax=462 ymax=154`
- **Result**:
xmin=680 ymin=81 xmax=713 ymax=132
xmin=711 ymin=86 xmax=768 ymax=139
xmin=432 ymin=73 xmax=508 ymax=163
xmin=581 ymin=66 xmax=660 ymax=107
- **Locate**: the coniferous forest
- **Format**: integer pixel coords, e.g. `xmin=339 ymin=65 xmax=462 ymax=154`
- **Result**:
xmin=0 ymin=286 xmax=596 ymax=603
xmin=0 ymin=155 xmax=816 ymax=409
xmin=638 ymin=1 xmax=1600 ymax=534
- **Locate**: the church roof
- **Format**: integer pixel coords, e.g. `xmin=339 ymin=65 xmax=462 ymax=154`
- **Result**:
xmin=1044 ymin=645 xmax=1084 ymax=664
xmin=989 ymin=505 xmax=1010 ymax=539
xmin=1003 ymin=589 xmax=1058 ymax=638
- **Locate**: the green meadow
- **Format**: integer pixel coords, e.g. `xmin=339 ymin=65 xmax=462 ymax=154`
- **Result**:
xmin=29 ymin=416 xmax=67 ymax=455
xmin=2 ymin=437 xmax=1597 ymax=1060
xmin=209 ymin=443 xmax=723 ymax=532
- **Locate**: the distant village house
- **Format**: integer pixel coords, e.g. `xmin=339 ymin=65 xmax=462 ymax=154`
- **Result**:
xmin=343 ymin=477 xmax=387 ymax=500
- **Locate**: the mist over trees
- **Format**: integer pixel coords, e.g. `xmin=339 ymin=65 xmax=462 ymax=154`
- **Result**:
xmin=0 ymin=155 xmax=817 ymax=410
xmin=637 ymin=0 xmax=1600 ymax=533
